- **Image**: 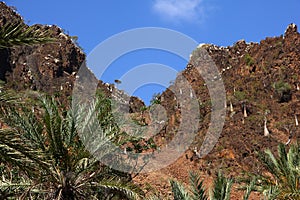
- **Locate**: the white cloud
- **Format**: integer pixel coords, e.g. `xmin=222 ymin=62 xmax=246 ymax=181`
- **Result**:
xmin=152 ymin=0 xmax=205 ymax=23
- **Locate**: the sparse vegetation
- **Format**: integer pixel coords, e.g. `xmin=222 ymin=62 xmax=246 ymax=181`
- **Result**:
xmin=151 ymin=171 xmax=257 ymax=200
xmin=273 ymin=80 xmax=291 ymax=93
xmin=273 ymin=80 xmax=292 ymax=102
xmin=170 ymin=171 xmax=208 ymax=200
xmin=234 ymin=90 xmax=247 ymax=101
xmin=210 ymin=172 xmax=233 ymax=200
xmin=150 ymin=93 xmax=161 ymax=105
xmin=245 ymin=54 xmax=254 ymax=66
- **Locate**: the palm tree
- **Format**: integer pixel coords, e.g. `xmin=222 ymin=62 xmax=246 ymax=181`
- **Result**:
xmin=257 ymin=143 xmax=300 ymax=200
xmin=160 ymin=171 xmax=255 ymax=200
xmin=209 ymin=172 xmax=233 ymax=200
xmin=167 ymin=171 xmax=233 ymax=200
xmin=0 ymin=22 xmax=55 ymax=49
xmin=170 ymin=171 xmax=208 ymax=200
xmin=0 ymin=89 xmax=142 ymax=199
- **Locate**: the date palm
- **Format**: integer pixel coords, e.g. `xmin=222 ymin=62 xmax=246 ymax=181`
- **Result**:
xmin=258 ymin=143 xmax=300 ymax=200
xmin=0 ymin=89 xmax=142 ymax=199
xmin=168 ymin=171 xmax=233 ymax=200
xmin=169 ymin=171 xmax=208 ymax=200
xmin=164 ymin=171 xmax=255 ymax=200
xmin=210 ymin=172 xmax=233 ymax=200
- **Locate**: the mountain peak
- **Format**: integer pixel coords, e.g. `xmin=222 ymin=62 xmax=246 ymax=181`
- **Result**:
xmin=284 ymin=23 xmax=298 ymax=38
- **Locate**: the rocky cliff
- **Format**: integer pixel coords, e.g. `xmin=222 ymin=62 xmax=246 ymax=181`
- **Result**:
xmin=0 ymin=2 xmax=85 ymax=104
xmin=0 ymin=2 xmax=144 ymax=109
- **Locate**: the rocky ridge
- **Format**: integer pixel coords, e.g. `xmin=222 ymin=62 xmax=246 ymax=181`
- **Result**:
xmin=132 ymin=23 xmax=300 ymax=199
xmin=0 ymin=2 xmax=144 ymax=109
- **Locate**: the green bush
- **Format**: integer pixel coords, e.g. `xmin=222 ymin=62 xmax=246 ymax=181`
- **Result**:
xmin=273 ymin=81 xmax=291 ymax=93
xmin=150 ymin=93 xmax=161 ymax=105
xmin=234 ymin=91 xmax=247 ymax=101
xmin=245 ymin=54 xmax=254 ymax=66
xmin=272 ymin=80 xmax=292 ymax=102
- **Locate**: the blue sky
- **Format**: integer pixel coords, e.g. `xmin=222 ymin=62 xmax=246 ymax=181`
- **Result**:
xmin=6 ymin=0 xmax=300 ymax=104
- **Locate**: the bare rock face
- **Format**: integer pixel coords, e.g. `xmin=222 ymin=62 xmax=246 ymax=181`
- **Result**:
xmin=285 ymin=23 xmax=298 ymax=38
xmin=0 ymin=2 xmax=23 ymax=26
xmin=129 ymin=96 xmax=145 ymax=113
xmin=0 ymin=3 xmax=85 ymax=105
xmin=8 ymin=25 xmax=85 ymax=93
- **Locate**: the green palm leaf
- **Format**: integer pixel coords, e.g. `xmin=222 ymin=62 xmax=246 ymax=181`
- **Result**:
xmin=170 ymin=179 xmax=192 ymax=200
xmin=168 ymin=172 xmax=208 ymax=200
xmin=189 ymin=172 xmax=208 ymax=200
xmin=0 ymin=90 xmax=142 ymax=199
xmin=0 ymin=22 xmax=55 ymax=49
xmin=210 ymin=172 xmax=232 ymax=200
xmin=258 ymin=143 xmax=300 ymax=199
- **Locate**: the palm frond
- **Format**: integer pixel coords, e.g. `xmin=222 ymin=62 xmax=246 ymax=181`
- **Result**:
xmin=40 ymin=97 xmax=68 ymax=165
xmin=243 ymin=177 xmax=256 ymax=200
xmin=0 ymin=84 xmax=21 ymax=119
xmin=76 ymin=97 xmax=118 ymax=159
xmin=189 ymin=171 xmax=208 ymax=200
xmin=280 ymin=190 xmax=300 ymax=200
xmin=262 ymin=185 xmax=280 ymax=200
xmin=210 ymin=172 xmax=232 ymax=200
xmin=0 ymin=128 xmax=50 ymax=176
xmin=258 ymin=143 xmax=300 ymax=199
xmin=0 ymin=22 xmax=55 ymax=49
xmin=0 ymin=91 xmax=141 ymax=199
xmin=170 ymin=179 xmax=192 ymax=200
xmin=94 ymin=177 xmax=143 ymax=200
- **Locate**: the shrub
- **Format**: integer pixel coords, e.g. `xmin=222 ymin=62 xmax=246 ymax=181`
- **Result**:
xmin=234 ymin=91 xmax=247 ymax=101
xmin=272 ymin=80 xmax=292 ymax=102
xmin=150 ymin=93 xmax=161 ymax=105
xmin=245 ymin=54 xmax=254 ymax=66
